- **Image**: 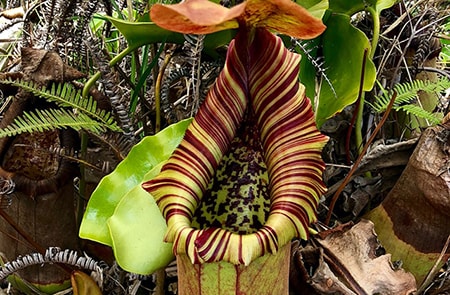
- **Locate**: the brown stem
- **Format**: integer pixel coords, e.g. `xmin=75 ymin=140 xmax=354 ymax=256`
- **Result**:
xmin=325 ymin=92 xmax=398 ymax=225
xmin=155 ymin=52 xmax=172 ymax=133
xmin=154 ymin=269 xmax=166 ymax=295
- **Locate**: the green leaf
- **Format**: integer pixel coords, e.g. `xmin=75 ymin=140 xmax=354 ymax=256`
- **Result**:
xmin=79 ymin=118 xmax=192 ymax=246
xmin=371 ymin=0 xmax=398 ymax=13
xmin=328 ymin=0 xmax=396 ymax=15
xmin=107 ymin=162 xmax=174 ymax=274
xmin=102 ymin=15 xmax=185 ymax=49
xmin=296 ymin=0 xmax=329 ymax=19
xmin=0 ymin=79 xmax=122 ymax=134
xmin=101 ymin=15 xmax=236 ymax=58
xmin=313 ymin=13 xmax=376 ymax=127
xmin=296 ymin=0 xmax=397 ymax=126
xmin=328 ymin=0 xmax=366 ymax=15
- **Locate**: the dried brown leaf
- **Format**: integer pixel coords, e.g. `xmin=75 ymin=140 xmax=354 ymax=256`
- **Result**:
xmin=315 ymin=220 xmax=416 ymax=294
xmin=291 ymin=220 xmax=417 ymax=294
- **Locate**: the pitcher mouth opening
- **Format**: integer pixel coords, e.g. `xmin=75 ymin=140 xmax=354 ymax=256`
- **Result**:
xmin=143 ymin=28 xmax=327 ymax=267
xmin=166 ymin=208 xmax=313 ymax=265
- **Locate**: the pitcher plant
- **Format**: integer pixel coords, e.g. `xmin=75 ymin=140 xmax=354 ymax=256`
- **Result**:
xmin=142 ymin=0 xmax=328 ymax=293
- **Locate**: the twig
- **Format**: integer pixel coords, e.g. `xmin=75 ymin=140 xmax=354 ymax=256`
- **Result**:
xmin=155 ymin=52 xmax=172 ymax=133
xmin=325 ymin=91 xmax=398 ymax=225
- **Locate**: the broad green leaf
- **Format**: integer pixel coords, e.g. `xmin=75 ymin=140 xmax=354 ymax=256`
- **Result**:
xmin=297 ymin=0 xmax=396 ymax=125
xmin=371 ymin=0 xmax=398 ymax=13
xmin=329 ymin=0 xmax=396 ymax=15
xmin=103 ymin=15 xmax=185 ymax=49
xmin=102 ymin=15 xmax=236 ymax=58
xmin=328 ymin=0 xmax=367 ymax=15
xmin=296 ymin=0 xmax=329 ymax=19
xmin=79 ymin=118 xmax=192 ymax=246
xmin=314 ymin=13 xmax=376 ymax=127
xmin=107 ymin=162 xmax=174 ymax=274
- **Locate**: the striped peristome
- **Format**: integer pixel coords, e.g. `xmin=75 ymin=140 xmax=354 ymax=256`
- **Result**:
xmin=143 ymin=27 xmax=327 ymax=266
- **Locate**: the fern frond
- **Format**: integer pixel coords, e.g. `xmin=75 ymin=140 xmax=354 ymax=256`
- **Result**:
xmin=370 ymin=78 xmax=450 ymax=112
xmin=397 ymin=104 xmax=441 ymax=125
xmin=0 ymin=78 xmax=122 ymax=132
xmin=0 ymin=108 xmax=108 ymax=138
